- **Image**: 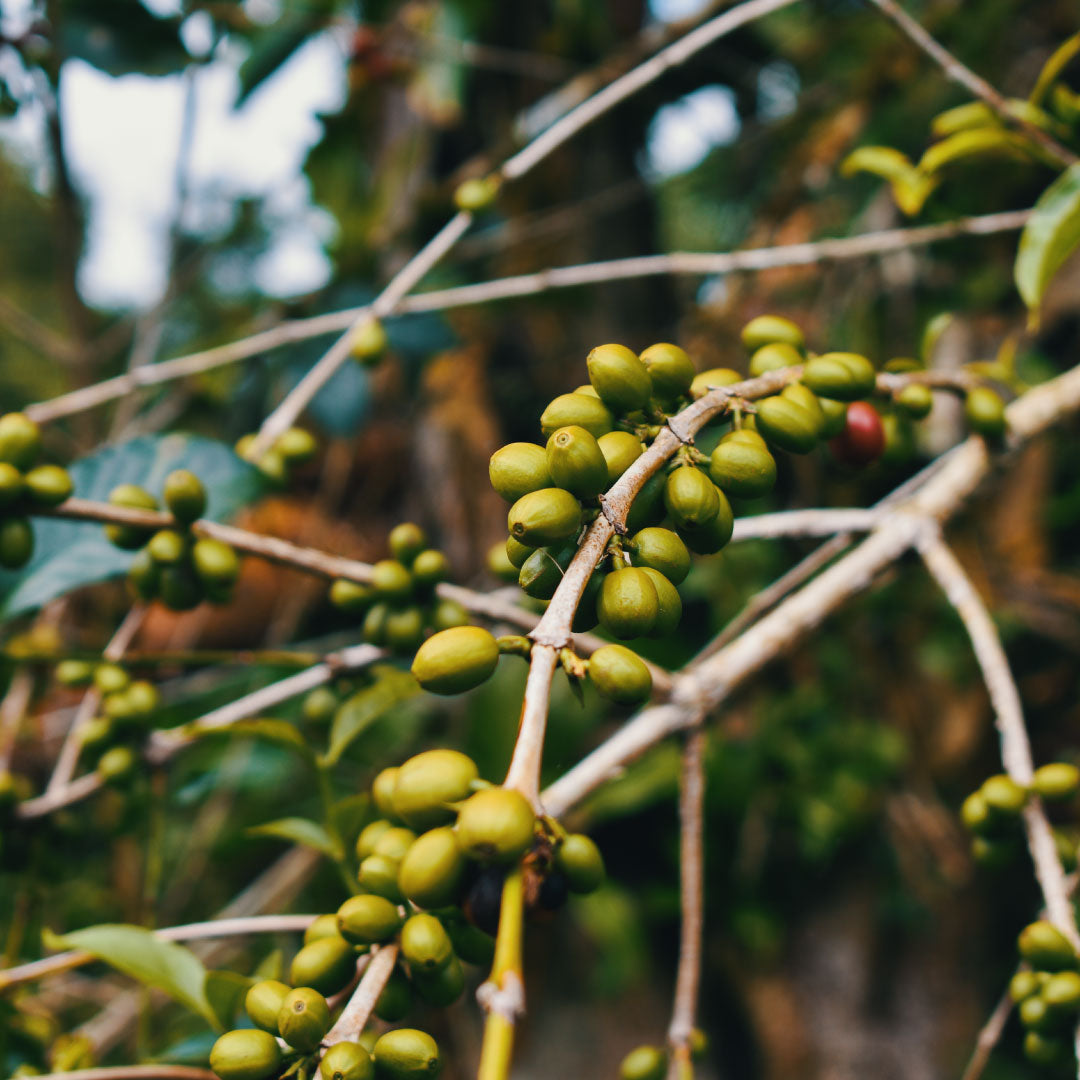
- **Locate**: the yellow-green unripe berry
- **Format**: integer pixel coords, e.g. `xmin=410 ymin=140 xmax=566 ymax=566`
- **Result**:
xmin=587 ymin=644 xmax=652 ymax=706
xmin=392 ymin=749 xmax=479 ymax=829
xmin=628 ymin=527 xmax=690 ymax=585
xmin=1034 ymin=763 xmax=1080 ymax=802
xmin=960 ymin=791 xmax=993 ymax=835
xmin=487 ymin=540 xmax=519 ymax=583
xmin=445 ymin=919 xmax=495 ymax=966
xmin=388 ymin=523 xmax=428 ymax=565
xmin=163 ymin=469 xmax=206 ymax=524
xmin=23 ymin=465 xmax=72 ymax=507
xmin=303 ymin=686 xmax=338 ymax=724
xmin=304 ymin=914 xmax=344 ymax=946
xmin=374 ymin=967 xmax=412 ymax=1022
xmin=624 ymin=469 xmax=667 ymax=533
xmin=453 ymin=175 xmax=500 ymax=211
xmin=330 ymin=579 xmax=374 ymax=614
xmin=587 ymin=343 xmax=653 ymax=415
xmin=372 ymin=768 xmax=400 ymax=819
xmin=351 ymin=317 xmax=388 ymax=365
xmin=56 ymin=659 xmax=93 ymax=687
xmin=619 ymin=1044 xmax=666 ymax=1080
xmin=755 ymin=395 xmax=819 ymax=454
xmin=980 ymin=774 xmax=1027 ymax=818
xmin=597 ymin=431 xmax=644 ymax=485
xmin=1023 ymin=1030 xmax=1068 ymax=1066
xmin=678 ymin=489 xmax=734 ymax=554
xmin=1019 ymin=920 xmax=1078 ymax=971
xmin=372 ymin=826 xmax=417 ymax=861
xmin=128 ymin=548 xmax=160 ymax=600
xmin=362 ymin=604 xmax=388 ymax=646
xmin=0 ymin=412 xmax=40 ymax=470
xmin=817 ymin=396 xmax=848 ymax=439
xmin=97 ymin=745 xmax=136 ymax=784
xmin=637 ymin=567 xmax=681 ymax=636
xmin=147 ymin=528 xmax=186 ymax=566
xmin=244 ymin=979 xmax=290 ymax=1032
xmin=400 ymin=913 xmax=453 ymax=972
xmin=277 ymin=987 xmax=329 ymax=1051
xmin=321 ymin=1041 xmax=374 ymax=1080
xmin=556 ymin=833 xmax=605 ymax=893
xmin=965 ymin=387 xmax=1006 ymax=439
xmin=192 ymin=539 xmax=240 ymax=587
xmin=0 ymin=517 xmax=33 ymax=569
xmin=412 ymin=954 xmax=464 ymax=1006
xmin=398 ymin=826 xmax=466 ymax=909
xmin=455 ymin=787 xmax=535 ymax=862
xmin=105 ymin=484 xmax=159 ymax=549
xmin=372 ymin=560 xmax=412 ymax=601
xmin=372 ymin=1028 xmax=440 ymax=1078
xmin=597 ymin=567 xmax=659 ymax=639
xmin=1010 ymin=970 xmax=1044 ymax=1003
xmin=357 ymin=819 xmax=394 ymax=860
xmin=1019 ymin=994 xmax=1054 ymax=1031
xmin=546 ymin=425 xmax=608 ymax=499
xmin=507 ymin=487 xmax=581 ymax=546
xmin=337 ymin=894 xmax=401 ymax=945
xmin=385 ymin=607 xmax=425 ymax=652
xmin=290 ymin=936 xmax=358 ymax=995
xmin=802 ymin=352 xmax=876 ymax=401
xmin=209 ymin=1028 xmax=282 ymax=1080
xmin=781 ymin=383 xmax=825 ymax=433
xmin=411 ymin=627 xmax=499 ymax=696
xmin=411 ymin=550 xmax=449 ymax=588
xmin=359 ymin=854 xmax=404 ymax=902
xmin=690 ymin=367 xmax=742 ymax=398
xmin=639 ymin=342 xmax=694 ymax=401
xmin=276 ymin=427 xmax=318 ymax=465
xmin=1044 ymin=971 xmax=1080 ymax=1013
xmin=664 ymin=466 xmax=719 ymax=530
xmin=431 ymin=598 xmax=468 ymax=631
xmin=504 ymin=535 xmax=534 ymax=570
xmin=94 ymin=663 xmax=130 ymax=695
xmin=885 ymin=357 xmax=923 ymax=374
xmin=749 ymin=342 xmax=802 ymax=377
xmin=709 ymin=430 xmax=776 ymax=499
xmin=539 ymin=393 xmax=614 ymax=439
xmin=488 ymin=443 xmax=551 ymax=503
xmin=970 ymin=835 xmax=1017 ymax=868
xmin=125 ymin=680 xmax=159 ymax=717
xmin=0 ymin=462 xmax=23 ymax=508
xmin=896 ymin=383 xmax=933 ymax=419
xmin=741 ymin=314 xmax=804 ymax=353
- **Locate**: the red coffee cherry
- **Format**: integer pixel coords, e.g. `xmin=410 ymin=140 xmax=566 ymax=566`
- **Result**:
xmin=829 ymin=401 xmax=885 ymax=468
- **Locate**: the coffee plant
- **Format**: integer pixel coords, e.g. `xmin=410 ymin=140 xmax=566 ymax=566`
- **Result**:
xmin=1 ymin=2 xmax=1080 ymax=1079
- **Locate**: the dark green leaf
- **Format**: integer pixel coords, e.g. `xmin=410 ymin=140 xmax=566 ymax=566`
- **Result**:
xmin=1015 ymin=163 xmax=1080 ymax=315
xmin=205 ymin=970 xmax=251 ymax=1029
xmin=57 ymin=1 xmax=187 ymax=76
xmin=248 ymin=816 xmax=340 ymax=858
xmin=324 ymin=666 xmax=420 ymax=766
xmin=330 ymin=792 xmax=372 ymax=842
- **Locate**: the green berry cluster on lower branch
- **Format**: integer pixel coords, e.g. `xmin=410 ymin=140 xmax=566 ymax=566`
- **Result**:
xmin=235 ymin=426 xmax=319 ymax=483
xmin=1012 ymin=921 xmax=1080 ymax=1069
xmin=208 ymin=748 xmax=604 ymax=1080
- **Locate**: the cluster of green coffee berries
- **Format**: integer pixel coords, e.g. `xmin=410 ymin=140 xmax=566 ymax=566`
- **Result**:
xmin=961 ymin=763 xmax=1080 ymax=869
xmin=328 ymin=523 xmax=468 ymax=653
xmin=618 ymin=1032 xmax=707 ymax=1080
xmin=1011 ymin=920 xmax=1080 ymax=1067
xmin=349 ymin=318 xmax=388 ymax=368
xmin=55 ymin=660 xmax=160 ymax=785
xmin=235 ymin=427 xmax=319 ymax=483
xmin=0 ymin=412 xmax=73 ymax=569
xmin=104 ymin=469 xmax=241 ymax=611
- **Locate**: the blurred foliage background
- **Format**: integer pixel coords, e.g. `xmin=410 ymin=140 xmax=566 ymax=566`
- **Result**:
xmin=1 ymin=0 xmax=1080 ymax=1077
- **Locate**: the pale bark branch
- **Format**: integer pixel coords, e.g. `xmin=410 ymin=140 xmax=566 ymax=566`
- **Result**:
xmin=959 ymin=977 xmax=1014 ymax=1080
xmin=29 ymin=1069 xmax=213 ymax=1080
xmin=322 ymin=942 xmax=399 ymax=1048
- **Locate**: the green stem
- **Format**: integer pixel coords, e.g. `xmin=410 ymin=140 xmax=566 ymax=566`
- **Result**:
xmin=477 ymin=868 xmax=525 ymax=1080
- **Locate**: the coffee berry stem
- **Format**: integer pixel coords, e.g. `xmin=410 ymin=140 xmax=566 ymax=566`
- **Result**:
xmin=477 ymin=868 xmax=526 ymax=1080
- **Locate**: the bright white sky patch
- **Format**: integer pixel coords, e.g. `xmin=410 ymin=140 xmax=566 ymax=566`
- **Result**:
xmin=649 ymin=0 xmax=711 ymax=22
xmin=645 ymin=84 xmax=741 ymax=178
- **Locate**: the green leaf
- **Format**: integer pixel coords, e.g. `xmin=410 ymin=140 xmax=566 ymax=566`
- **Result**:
xmin=918 ymin=128 xmax=1034 ymax=175
xmin=330 ymin=792 xmax=372 ymax=843
xmin=249 ymin=817 xmax=341 ymax=858
xmin=43 ymin=924 xmax=218 ymax=1026
xmin=253 ymin=949 xmax=284 ymax=982
xmin=205 ymin=970 xmax=251 ymax=1029
xmin=1015 ymin=162 xmax=1080 ymax=315
xmin=920 ymin=313 xmax=953 ymax=362
xmin=323 ymin=666 xmax=420 ymax=767
xmin=1030 ymin=32 xmax=1080 ymax=107
xmin=0 ymin=434 xmax=264 ymax=617
xmin=839 ymin=145 xmax=912 ymax=181
xmin=185 ymin=718 xmax=314 ymax=760
xmin=56 ymin=1 xmax=187 ymax=76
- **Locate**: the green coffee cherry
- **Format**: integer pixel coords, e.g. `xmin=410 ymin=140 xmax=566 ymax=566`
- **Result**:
xmin=1011 ymin=970 xmax=1044 ymax=1003
xmin=192 ymin=539 xmax=240 ymax=588
xmin=677 ymin=483 xmax=733 ymax=555
xmin=160 ymin=564 xmax=203 ymax=611
xmin=981 ymin=774 xmax=1027 ymax=818
xmin=454 ymin=175 xmax=500 ymax=211
xmin=411 ymin=627 xmax=499 ymax=696
xmin=357 ymin=819 xmax=394 ymax=860
xmin=507 ymin=487 xmax=581 ymax=546
xmin=445 ymin=919 xmax=495 ymax=966
xmin=628 ymin=527 xmax=690 ymax=585
xmin=372 ymin=826 xmax=418 ymax=861
xmin=597 ymin=431 xmax=644 ymax=485
xmin=337 ymin=894 xmax=401 ymax=944
xmin=489 ymin=443 xmax=551 ymax=503
xmin=56 ymin=659 xmax=93 ymax=687
xmin=546 ymin=426 xmax=608 ymax=499
xmin=885 ymin=357 xmax=923 ymax=374
xmin=755 ymin=394 xmax=820 ymax=454
xmin=636 ymin=567 xmax=680 ymax=636
xmin=455 ymin=787 xmax=535 ymax=862
xmin=303 ymin=686 xmax=338 ymax=724
xmin=1033 ymin=763 xmax=1080 ymax=801
xmin=487 ymin=541 xmax=520 ymax=583
xmin=374 ymin=967 xmax=413 ymax=1022
xmin=431 ymin=598 xmax=468 ymax=631
xmin=690 ymin=367 xmax=742 ymax=398
xmin=125 ymin=679 xmax=159 ymax=717
xmin=97 ymin=746 xmax=136 ymax=784
xmin=401 ymin=913 xmax=453 ymax=972
xmin=290 ymin=936 xmax=358 ymax=995
xmin=664 ymin=466 xmax=719 ymax=530
xmin=1018 ymin=920 xmax=1078 ymax=971
xmin=518 ymin=542 xmax=574 ymax=601
xmin=79 ymin=714 xmax=110 ymax=751
xmin=412 ymin=954 xmax=464 ymax=1006
xmin=398 ymin=826 xmax=466 ymax=908
xmin=970 ymin=835 xmax=1018 ymax=869
xmin=741 ymin=314 xmax=804 ymax=353
xmin=163 ymin=469 xmax=206 ymax=524
xmin=147 ymin=528 xmax=186 ymax=565
xmin=0 ymin=517 xmax=33 ymax=569
xmin=1023 ymin=1031 xmax=1067 ymax=1066
xmin=896 ymin=383 xmax=933 ymax=419
xmin=639 ymin=343 xmax=694 ymax=401
xmin=587 ymin=644 xmax=652 ymax=706
xmin=749 ymin=342 xmax=802 ymax=377
xmin=965 ymin=387 xmax=1006 ymax=439
xmin=372 ymin=768 xmax=400 ymax=819
xmin=802 ymin=352 xmax=876 ymax=401
xmin=277 ymin=986 xmax=330 ymax=1051
xmin=619 ymin=1044 xmax=666 ymax=1080
xmin=709 ymin=430 xmax=776 ymax=498
xmin=372 ymin=560 xmax=412 ymax=601
xmin=331 ymin=579 xmax=374 ymax=614
xmin=362 ymin=603 xmax=389 ymax=645
xmin=385 ymin=608 xmax=425 ymax=652
xmin=624 ymin=470 xmax=667 ymax=533
xmin=1044 ymin=971 xmax=1080 ymax=1013
xmin=960 ymin=791 xmax=992 ymax=835
xmin=597 ymin=567 xmax=659 ymax=639
xmin=305 ymin=914 xmax=344 ymax=946
xmin=359 ymin=854 xmax=404 ymax=902
xmin=505 ymin=535 xmax=534 ymax=569
xmin=128 ymin=548 xmax=160 ymax=599
xmin=556 ymin=833 xmax=605 ymax=893
xmin=0 ymin=412 xmax=40 ymax=470
xmin=539 ymin=393 xmax=614 ymax=439
xmin=372 ymin=1028 xmax=440 ymax=1078
xmin=321 ymin=1041 xmax=375 ymax=1080
xmin=411 ymin=550 xmax=448 ymax=588
xmin=388 ymin=522 xmax=428 ymax=565
xmin=105 ymin=485 xmax=159 ymax=549
xmin=817 ymin=396 xmax=848 ymax=439
xmin=209 ymin=1028 xmax=282 ymax=1080
xmin=276 ymin=427 xmax=318 ymax=465
xmin=94 ymin=663 xmax=129 ymax=694
xmin=0 ymin=462 xmax=23 ymax=508
xmin=23 ymin=465 xmax=72 ymax=507
xmin=350 ymin=317 xmax=388 ymax=365
xmin=1019 ymin=994 xmax=1054 ymax=1032
xmin=572 ymin=569 xmax=605 ymax=634
xmin=587 ymin=344 xmax=653 ymax=414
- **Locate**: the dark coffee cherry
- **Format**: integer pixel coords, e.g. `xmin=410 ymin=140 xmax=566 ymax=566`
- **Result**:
xmin=209 ymin=1028 xmax=282 ymax=1080
xmin=371 ymin=1028 xmax=440 ymax=1079
xmin=277 ymin=986 xmax=330 ymax=1052
xmin=411 ymin=628 xmax=499 ymax=695
xmin=163 ymin=469 xmax=206 ymax=524
xmin=587 ymin=644 xmax=652 ymax=706
xmin=388 ymin=522 xmax=428 ymax=565
xmin=463 ymin=866 xmax=505 ymax=936
xmin=587 ymin=344 xmax=653 ymax=414
xmin=829 ymin=401 xmax=885 ymax=468
xmin=507 ymin=487 xmax=581 ymax=546
xmin=546 ymin=425 xmax=608 ymax=499
xmin=320 ymin=1040 xmax=374 ymax=1080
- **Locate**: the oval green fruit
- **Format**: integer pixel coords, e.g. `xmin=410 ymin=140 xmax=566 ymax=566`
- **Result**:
xmin=690 ymin=367 xmax=742 ymax=399
xmin=290 ymin=937 xmax=358 ymax=995
xmin=781 ymin=383 xmax=825 ymax=434
xmin=741 ymin=314 xmax=804 ymax=353
xmin=356 ymin=820 xmax=394 ymax=860
xmin=148 ymin=528 xmax=186 ymax=565
xmin=896 ymin=383 xmax=933 ymax=419
xmin=391 ymin=748 xmax=479 ymax=830
xmin=359 ymin=854 xmax=404 ymax=902
xmin=678 ymin=489 xmax=734 ymax=555
xmin=1034 ymin=763 xmax=1080 ymax=802
xmin=755 ymin=395 xmax=819 ymax=454
xmin=965 ymin=387 xmax=1006 ymax=439
xmin=597 ymin=431 xmax=644 ymax=486
xmin=455 ymin=787 xmax=535 ymax=863
xmin=163 ymin=469 xmax=206 ymax=524
xmin=411 ymin=550 xmax=448 ymax=588
xmin=487 ymin=541 xmax=519 ymax=583
xmin=1018 ymin=920 xmax=1078 ymax=972
xmin=0 ymin=517 xmax=33 ymax=569
xmin=504 ymin=536 xmax=534 ymax=570
xmin=517 ymin=542 xmax=574 ymax=601
xmin=277 ymin=986 xmax=330 ymax=1051
xmin=1010 ymin=970 xmax=1044 ymax=1003
xmin=749 ymin=342 xmax=802 ymax=377
xmin=372 ymin=1028 xmax=440 ymax=1079
xmin=321 ymin=1041 xmax=374 ymax=1080
xmin=374 ymin=967 xmax=412 ymax=1022
xmin=818 ymin=396 xmax=848 ymax=439
xmin=385 ymin=608 xmax=425 ymax=653
xmin=802 ymin=352 xmax=876 ymax=401
xmin=372 ymin=826 xmax=417 ymax=861
xmin=412 ymin=955 xmax=464 ymax=1006
xmin=981 ymin=774 xmax=1027 ymax=818
xmin=0 ymin=412 xmax=40 ymax=470
xmin=639 ymin=567 xmax=681 ymax=636
xmin=411 ymin=627 xmax=499 ymax=695
xmin=639 ymin=342 xmax=694 ymax=401
xmin=305 ymin=913 xmax=345 ymax=946
xmin=1044 ymin=971 xmax=1080 ymax=1013
xmin=444 ymin=919 xmax=495 ymax=966
xmin=597 ymin=567 xmax=659 ymax=640
xmin=556 ymin=833 xmax=605 ymax=894
xmin=159 ymin=564 xmax=203 ymax=611
xmin=628 ymin=527 xmax=690 ymax=585
xmin=275 ymin=427 xmax=318 ymax=465
xmin=0 ymin=462 xmax=23 ymax=508
xmin=330 ymin=579 xmax=374 ymax=614
xmin=398 ymin=826 xmax=466 ymax=908
xmin=372 ymin=560 xmax=412 ymax=601
xmin=244 ymin=979 xmax=290 ymax=1032
xmin=663 ymin=466 xmax=719 ymax=530
xmin=192 ymin=539 xmax=240 ymax=587
xmin=619 ymin=1044 xmax=666 ymax=1080
xmin=23 ymin=465 xmax=72 ymax=507
xmin=209 ymin=1028 xmax=282 ymax=1080
xmin=94 ymin=662 xmax=130 ymax=694
xmin=546 ymin=426 xmax=608 ymax=499
xmin=400 ymin=913 xmax=453 ymax=972
xmin=624 ymin=470 xmax=667 ymax=533
xmin=454 ymin=175 xmax=500 ymax=211
xmin=337 ymin=894 xmax=401 ymax=945
xmin=709 ymin=430 xmax=776 ymax=498
xmin=488 ymin=443 xmax=551 ymax=503
xmin=1023 ymin=1031 xmax=1067 ymax=1066
xmin=300 ymin=686 xmax=337 ymax=724
xmin=960 ymin=791 xmax=992 ymax=835
xmin=586 ymin=343 xmax=652 ymax=414
xmin=507 ymin=487 xmax=580 ymax=546
xmin=388 ymin=522 xmax=428 ymax=565
xmin=372 ymin=768 xmax=400 ymax=819
xmin=105 ymin=484 xmax=159 ymax=550
xmin=587 ymin=644 xmax=652 ymax=706
xmin=350 ymin=317 xmax=387 ymax=364
xmin=539 ymin=393 xmax=614 ymax=439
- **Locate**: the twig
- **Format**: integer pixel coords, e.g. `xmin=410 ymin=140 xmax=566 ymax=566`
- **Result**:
xmin=666 ymin=729 xmax=706 ymax=1080
xmin=22 ymin=210 xmax=1029 ymax=427
xmin=0 ymin=666 xmax=34 ymax=772
xmin=731 ymin=508 xmax=880 ymax=541
xmin=959 ymin=976 xmax=1014 ymax=1080
xmin=0 ymin=294 xmax=80 ymax=365
xmin=322 ymin=942 xmax=399 ymax=1048
xmin=28 ymin=1070 xmax=213 ymax=1080
xmin=864 ymin=0 xmax=1078 ymax=167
